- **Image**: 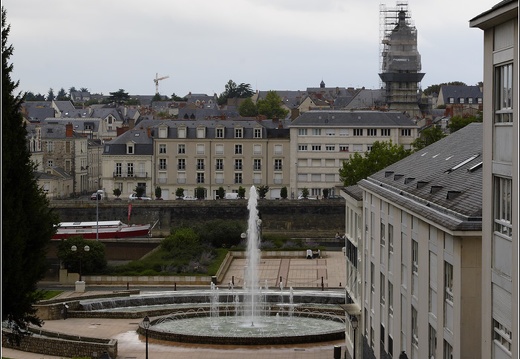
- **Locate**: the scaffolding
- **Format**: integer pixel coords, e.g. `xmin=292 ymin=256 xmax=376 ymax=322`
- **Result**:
xmin=379 ymin=2 xmax=414 ymax=86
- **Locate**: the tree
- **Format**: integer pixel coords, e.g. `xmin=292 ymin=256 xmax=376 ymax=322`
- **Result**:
xmin=216 ymin=186 xmax=225 ymax=199
xmin=195 ymin=186 xmax=205 ymax=199
xmin=301 ymin=187 xmax=309 ymax=199
xmin=448 ymin=114 xmax=482 ymax=133
xmin=217 ymin=79 xmax=254 ymax=105
xmin=238 ymin=97 xmax=258 ymax=117
xmin=112 ymin=188 xmax=121 ymax=199
xmin=57 ymin=237 xmax=107 ymax=275
xmin=56 ymin=87 xmax=68 ymax=101
xmin=322 ymin=188 xmax=329 ymax=199
xmin=423 ymin=81 xmax=467 ymax=96
xmin=171 ymin=93 xmax=186 ymax=101
xmin=257 ymin=185 xmax=269 ymax=199
xmin=155 ymin=186 xmax=162 ymax=199
xmin=280 ymin=186 xmax=288 ymax=199
xmin=134 ymin=186 xmax=145 ymax=197
xmin=152 ymin=93 xmax=162 ymax=102
xmin=411 ymin=126 xmax=446 ymax=151
xmin=175 ymin=187 xmax=185 ymax=199
xmin=108 ymin=89 xmax=130 ymax=105
xmin=2 ymin=6 xmax=60 ymax=328
xmin=46 ymin=88 xmax=55 ymax=101
xmin=238 ymin=186 xmax=246 ymax=199
xmin=339 ymin=141 xmax=411 ymax=186
xmin=256 ymin=91 xmax=289 ymax=119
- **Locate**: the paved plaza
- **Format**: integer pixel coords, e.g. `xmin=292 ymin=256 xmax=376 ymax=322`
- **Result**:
xmin=2 ymin=251 xmax=347 ymax=359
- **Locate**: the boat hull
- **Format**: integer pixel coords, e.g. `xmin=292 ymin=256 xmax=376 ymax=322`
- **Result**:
xmin=52 ymin=222 xmax=151 ymax=240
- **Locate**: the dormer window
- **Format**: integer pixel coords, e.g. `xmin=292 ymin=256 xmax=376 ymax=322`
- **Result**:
xmin=178 ymin=126 xmax=186 ymax=139
xmin=254 ymin=128 xmax=262 ymax=139
xmin=235 ymin=127 xmax=243 ymax=138
xmin=159 ymin=126 xmax=168 ymax=139
xmin=127 ymin=143 xmax=134 ymax=154
xmin=216 ymin=127 xmax=224 ymax=139
xmin=197 ymin=126 xmax=206 ymax=139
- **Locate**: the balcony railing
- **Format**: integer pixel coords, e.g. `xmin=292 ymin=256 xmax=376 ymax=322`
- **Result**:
xmin=113 ymin=171 xmax=149 ymax=179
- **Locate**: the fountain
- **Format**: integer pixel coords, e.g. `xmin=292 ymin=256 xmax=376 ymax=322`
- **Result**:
xmin=76 ymin=185 xmax=345 ymax=345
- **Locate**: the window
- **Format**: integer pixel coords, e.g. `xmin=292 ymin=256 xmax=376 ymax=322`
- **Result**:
xmin=254 ymin=128 xmax=262 ymax=138
xmin=428 ymin=325 xmax=437 ymax=358
xmin=339 ymin=129 xmax=349 ymax=136
xmin=468 ymin=97 xmax=474 ymax=104
xmin=197 ymin=127 xmax=206 ymax=138
xmin=216 ymin=127 xmax=224 ymax=138
xmin=178 ymin=159 xmax=186 ymax=170
xmin=178 ymin=144 xmax=186 ymax=154
xmin=311 ymin=145 xmax=321 ymax=151
xmin=159 ymin=144 xmax=166 ymax=154
xmin=380 ymin=222 xmax=386 ymax=264
xmin=444 ymin=341 xmax=453 ymax=359
xmin=412 ymin=306 xmax=418 ymax=346
xmin=401 ymin=129 xmax=411 ymax=136
xmin=298 ymin=145 xmax=308 ymax=151
xmin=380 ymin=273 xmax=386 ymax=305
xmin=127 ymin=144 xmax=134 ymax=154
xmin=325 ymin=145 xmax=335 ymax=151
xmin=196 ymin=172 xmax=205 ymax=183
xmin=234 ymin=172 xmax=243 ymax=184
xmin=197 ymin=159 xmax=205 ymax=170
xmin=325 ymin=129 xmax=335 ymax=136
xmin=178 ymin=127 xmax=186 ymax=138
xmin=274 ymin=144 xmax=283 ymax=155
xmin=412 ymin=240 xmax=418 ymax=274
xmin=159 ymin=159 xmax=167 ymax=170
xmin=215 ymin=158 xmax=223 ymax=171
xmin=493 ymin=319 xmax=512 ymax=353
xmin=381 ymin=128 xmax=391 ymax=136
xmin=215 ymin=144 xmax=224 ymax=155
xmin=353 ymin=144 xmax=363 ymax=152
xmin=196 ymin=144 xmax=205 ymax=155
xmin=235 ymin=127 xmax=243 ymax=138
xmin=253 ymin=159 xmax=261 ymax=171
xmin=127 ymin=163 xmax=134 ymax=176
xmin=253 ymin=144 xmax=262 ymax=155
xmin=312 ymin=128 xmax=321 ymax=136
xmin=298 ymin=128 xmax=308 ymax=136
xmin=388 ymin=282 xmax=394 ymax=315
xmin=47 ymin=160 xmax=54 ymax=167
xmin=339 ymin=145 xmax=349 ymax=152
xmin=444 ymin=262 xmax=453 ymax=303
xmin=459 ymin=97 xmax=464 ymax=104
xmin=115 ymin=163 xmax=122 ymax=176
xmin=274 ymin=159 xmax=282 ymax=171
xmin=65 ymin=141 xmax=71 ymax=153
xmin=368 ymin=129 xmax=377 ymax=136
xmin=159 ymin=127 xmax=167 ymax=138
xmin=235 ymin=159 xmax=242 ymax=170
xmin=46 ymin=142 xmax=54 ymax=153
xmin=353 ymin=128 xmax=363 ymax=136
xmin=388 ymin=224 xmax=394 ymax=272
xmin=235 ymin=144 xmax=243 ymax=155
xmin=495 ymin=63 xmax=513 ymax=123
xmin=494 ymin=176 xmax=512 ymax=237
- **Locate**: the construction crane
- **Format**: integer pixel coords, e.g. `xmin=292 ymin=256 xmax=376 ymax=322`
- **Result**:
xmin=153 ymin=73 xmax=169 ymax=95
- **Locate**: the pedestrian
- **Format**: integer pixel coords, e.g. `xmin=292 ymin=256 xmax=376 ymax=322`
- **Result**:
xmin=62 ymin=303 xmax=69 ymax=319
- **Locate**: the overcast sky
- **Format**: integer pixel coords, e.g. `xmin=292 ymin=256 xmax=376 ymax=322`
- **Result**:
xmin=3 ymin=0 xmax=498 ymax=98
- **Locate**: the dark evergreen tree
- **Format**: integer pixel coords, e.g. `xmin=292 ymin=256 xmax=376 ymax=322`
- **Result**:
xmin=2 ymin=7 xmax=59 ymax=328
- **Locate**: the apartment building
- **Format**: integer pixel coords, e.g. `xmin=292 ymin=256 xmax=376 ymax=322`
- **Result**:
xmin=289 ymin=111 xmax=418 ymax=199
xmin=352 ymin=123 xmax=483 ymax=359
xmin=41 ymin=122 xmax=88 ymax=195
xmin=470 ymin=1 xmax=518 ymax=358
xmin=150 ymin=118 xmax=290 ymax=200
xmin=102 ymin=123 xmax=154 ymax=198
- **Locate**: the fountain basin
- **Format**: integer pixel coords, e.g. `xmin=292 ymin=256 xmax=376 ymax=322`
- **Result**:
xmin=138 ymin=310 xmax=345 ymax=345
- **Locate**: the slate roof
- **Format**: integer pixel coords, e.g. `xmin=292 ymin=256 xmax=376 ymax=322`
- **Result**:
xmin=438 ymin=85 xmax=482 ymax=103
xmin=290 ymin=110 xmax=417 ymax=128
xmin=344 ymin=89 xmax=386 ymax=109
xmin=104 ymin=121 xmax=155 ymax=155
xmin=359 ymin=123 xmax=482 ymax=231
xmin=41 ymin=123 xmax=82 ymax=139
xmin=42 ymin=118 xmax=102 ymax=133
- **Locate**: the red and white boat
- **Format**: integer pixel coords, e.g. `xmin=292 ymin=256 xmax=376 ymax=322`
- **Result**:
xmin=52 ymin=220 xmax=151 ymax=240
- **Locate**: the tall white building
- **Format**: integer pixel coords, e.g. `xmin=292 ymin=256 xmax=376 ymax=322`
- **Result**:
xmin=470 ymin=1 xmax=518 ymax=358
xmin=351 ymin=123 xmax=483 ymax=359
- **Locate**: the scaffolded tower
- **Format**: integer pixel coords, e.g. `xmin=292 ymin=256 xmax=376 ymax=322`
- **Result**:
xmin=379 ymin=2 xmax=424 ymax=117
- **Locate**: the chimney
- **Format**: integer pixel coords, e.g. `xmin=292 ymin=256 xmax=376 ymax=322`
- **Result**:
xmin=117 ymin=126 xmax=129 ymax=137
xmin=65 ymin=122 xmax=73 ymax=137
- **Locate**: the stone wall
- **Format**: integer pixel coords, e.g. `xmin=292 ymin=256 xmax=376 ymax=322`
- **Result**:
xmin=51 ymin=199 xmax=345 ymax=238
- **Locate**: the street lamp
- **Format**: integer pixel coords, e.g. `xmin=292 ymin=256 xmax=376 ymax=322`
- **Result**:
xmin=71 ymin=244 xmax=90 ymax=281
xmin=351 ymin=315 xmax=358 ymax=359
xmin=142 ymin=315 xmax=150 ymax=359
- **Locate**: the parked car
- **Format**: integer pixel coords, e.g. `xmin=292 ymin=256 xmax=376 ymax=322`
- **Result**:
xmin=182 ymin=195 xmax=196 ymax=201
xmin=129 ymin=193 xmax=152 ymax=200
xmin=90 ymin=190 xmax=106 ymax=200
